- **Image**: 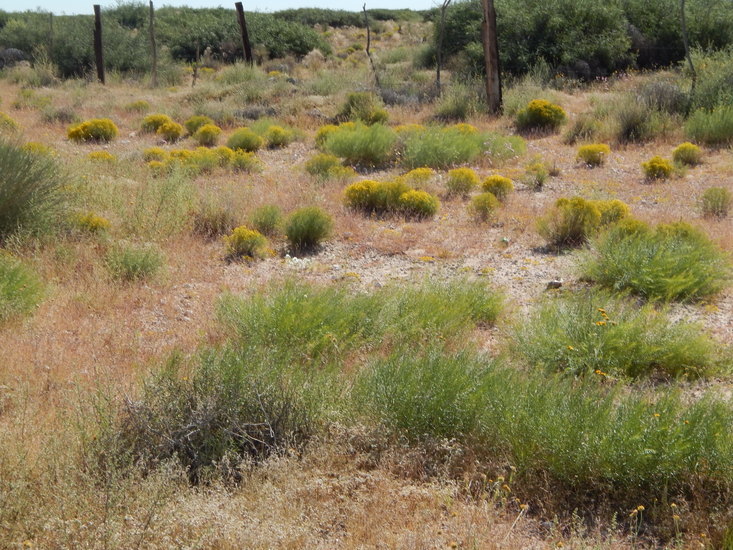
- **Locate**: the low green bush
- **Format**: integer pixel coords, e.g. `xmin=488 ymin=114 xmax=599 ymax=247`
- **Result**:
xmin=512 ymin=289 xmax=718 ymax=379
xmin=285 ymin=206 xmax=333 ymax=253
xmin=701 ymin=187 xmax=732 ymax=219
xmin=577 ymin=144 xmax=610 ymax=167
xmin=685 ymin=107 xmax=733 ymax=146
xmin=224 ymin=226 xmax=268 ymax=259
xmin=641 ymin=156 xmax=673 ymax=181
xmin=0 ymin=140 xmax=66 ymax=240
xmin=515 ymin=99 xmax=566 ymax=132
xmin=249 ymin=204 xmax=283 ymax=236
xmin=0 ymin=253 xmax=44 ymax=323
xmin=672 ymin=142 xmax=702 ymax=166
xmin=105 ymin=242 xmax=165 ymax=282
xmin=67 ymin=119 xmax=118 ymax=143
xmin=323 ymin=123 xmax=397 ymax=168
xmin=226 ymin=128 xmax=264 ymax=152
xmin=468 ymin=192 xmax=500 ymax=222
xmin=480 ymin=175 xmax=513 ymax=202
xmin=582 ymin=220 xmax=732 ymax=301
xmin=522 ymin=160 xmax=549 ymax=191
xmin=124 ymin=100 xmax=150 ymax=113
xmin=0 ymin=112 xmax=19 ymax=133
xmin=445 ymin=167 xmax=479 ymax=196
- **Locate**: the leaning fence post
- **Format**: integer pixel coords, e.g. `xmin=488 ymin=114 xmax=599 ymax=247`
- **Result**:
xmin=149 ymin=1 xmax=158 ymax=87
xmin=234 ymin=2 xmax=253 ymax=66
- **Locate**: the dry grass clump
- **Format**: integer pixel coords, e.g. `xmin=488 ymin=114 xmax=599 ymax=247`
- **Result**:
xmin=700 ymin=187 xmax=732 ymax=219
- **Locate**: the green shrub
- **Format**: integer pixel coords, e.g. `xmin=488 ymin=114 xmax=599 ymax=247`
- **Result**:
xmin=596 ymin=199 xmax=630 ymax=226
xmin=700 ymin=187 xmax=732 ymax=219
xmin=468 ymin=192 xmax=500 ymax=222
xmin=480 ymin=175 xmax=513 ymax=202
xmin=398 ymin=190 xmax=440 ymax=219
xmin=156 ymin=121 xmax=184 ymax=143
xmin=0 ymin=140 xmax=65 ymax=240
xmin=685 ymin=107 xmax=733 ymax=146
xmin=285 ymin=206 xmax=333 ymax=253
xmin=323 ymin=122 xmax=397 ymax=168
xmin=192 ymin=123 xmax=222 ymax=147
xmin=641 ymin=156 xmax=673 ymax=181
xmin=264 ymin=125 xmax=295 ymax=148
xmin=0 ymin=253 xmax=44 ymax=323
xmin=336 ymin=92 xmax=388 ymax=125
xmin=105 ymin=242 xmax=164 ymax=282
xmin=355 ymin=348 xmax=488 ymax=441
xmin=141 ymin=113 xmax=174 ymax=133
xmin=582 ymin=221 xmax=732 ymax=301
xmin=512 ymin=289 xmax=717 ymax=379
xmin=184 ymin=115 xmax=214 ymax=135
xmin=224 ymin=226 xmax=269 ymax=259
xmin=672 ymin=142 xmax=702 ymax=166
xmin=577 ymin=144 xmax=610 ymax=167
xmin=67 ymin=118 xmax=118 ymax=143
xmin=226 ymin=128 xmax=264 ymax=152
xmin=249 ymin=204 xmax=283 ymax=236
xmin=314 ymin=124 xmax=339 ymax=149
xmin=445 ymin=167 xmax=479 ymax=196
xmin=516 ymin=99 xmax=566 ymax=132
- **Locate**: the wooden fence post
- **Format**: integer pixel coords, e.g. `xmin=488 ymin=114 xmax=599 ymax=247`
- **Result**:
xmin=234 ymin=2 xmax=253 ymax=66
xmin=149 ymin=1 xmax=158 ymax=87
xmin=93 ymin=5 xmax=105 ymax=84
xmin=480 ymin=0 xmax=501 ymax=114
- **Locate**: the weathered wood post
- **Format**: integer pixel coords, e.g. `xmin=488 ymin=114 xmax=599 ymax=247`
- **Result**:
xmin=435 ymin=0 xmax=451 ymax=95
xmin=234 ymin=2 xmax=253 ymax=66
xmin=149 ymin=1 xmax=158 ymax=87
xmin=362 ymin=3 xmax=381 ymax=90
xmin=93 ymin=5 xmax=105 ymax=84
xmin=480 ymin=0 xmax=501 ymax=114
